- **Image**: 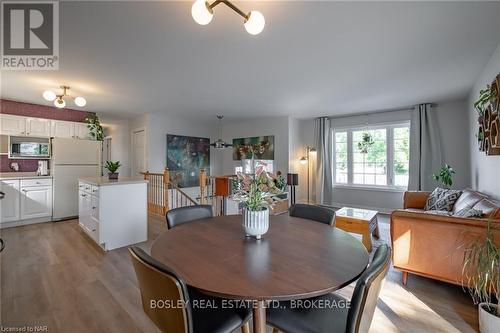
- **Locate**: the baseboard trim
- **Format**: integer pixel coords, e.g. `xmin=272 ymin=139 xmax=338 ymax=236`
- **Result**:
xmin=0 ymin=216 xmax=52 ymax=229
xmin=330 ymin=202 xmax=393 ymax=215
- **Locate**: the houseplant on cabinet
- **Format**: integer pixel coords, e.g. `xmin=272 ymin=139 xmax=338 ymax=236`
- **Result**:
xmin=233 ymin=164 xmax=284 ymax=240
xmin=460 ymin=218 xmax=499 ymax=333
xmin=105 ymin=161 xmax=121 ymax=180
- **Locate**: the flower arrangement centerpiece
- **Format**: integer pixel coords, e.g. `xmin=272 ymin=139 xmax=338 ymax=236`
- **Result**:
xmin=233 ymin=161 xmax=284 ymax=240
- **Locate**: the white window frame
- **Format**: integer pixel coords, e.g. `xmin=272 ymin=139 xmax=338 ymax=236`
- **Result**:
xmin=332 ymin=121 xmax=410 ymax=191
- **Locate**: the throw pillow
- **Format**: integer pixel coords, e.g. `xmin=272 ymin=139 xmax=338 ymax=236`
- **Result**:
xmin=425 ymin=188 xmax=462 ymax=211
xmin=453 ymin=207 xmax=484 ymax=218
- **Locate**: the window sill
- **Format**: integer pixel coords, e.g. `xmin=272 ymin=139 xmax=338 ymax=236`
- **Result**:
xmin=332 ymin=184 xmax=407 ymax=193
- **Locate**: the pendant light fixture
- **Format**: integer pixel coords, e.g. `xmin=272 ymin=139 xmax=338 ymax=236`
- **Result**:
xmin=210 ymin=115 xmax=233 ymax=149
xmin=42 ymin=85 xmax=87 ymax=108
xmin=191 ymin=0 xmax=265 ymax=35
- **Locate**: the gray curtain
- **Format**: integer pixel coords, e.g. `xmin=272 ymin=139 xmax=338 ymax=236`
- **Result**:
xmin=315 ymin=117 xmax=333 ymax=204
xmin=408 ymin=104 xmax=443 ymax=191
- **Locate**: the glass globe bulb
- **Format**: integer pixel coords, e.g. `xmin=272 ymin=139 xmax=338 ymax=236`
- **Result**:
xmin=74 ymin=96 xmax=86 ymax=107
xmin=299 ymin=157 xmax=308 ymax=165
xmin=43 ymin=90 xmax=56 ymax=101
xmin=191 ymin=0 xmax=213 ymax=25
xmin=54 ymin=97 xmax=66 ymax=108
xmin=244 ymin=10 xmax=265 ymax=35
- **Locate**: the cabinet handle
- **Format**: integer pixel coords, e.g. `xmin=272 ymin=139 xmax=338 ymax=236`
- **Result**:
xmin=81 ymin=194 xmax=86 ymax=197
xmin=22 ymin=189 xmax=27 ymax=192
xmin=92 ymin=206 xmax=96 ymax=210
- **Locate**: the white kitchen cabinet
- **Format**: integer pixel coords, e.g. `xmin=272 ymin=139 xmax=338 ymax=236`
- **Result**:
xmin=20 ymin=185 xmax=52 ymax=220
xmin=0 ymin=114 xmax=26 ymax=136
xmin=75 ymin=123 xmax=91 ymax=139
xmin=51 ymin=120 xmax=75 ymax=138
xmin=0 ymin=180 xmax=20 ymax=223
xmin=26 ymin=118 xmax=51 ymax=137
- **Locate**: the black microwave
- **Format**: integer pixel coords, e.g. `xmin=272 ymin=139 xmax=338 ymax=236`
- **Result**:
xmin=9 ymin=136 xmax=51 ymax=159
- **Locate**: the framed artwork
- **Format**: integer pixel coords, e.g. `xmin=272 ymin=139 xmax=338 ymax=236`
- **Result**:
xmin=232 ymin=135 xmax=274 ymax=160
xmin=166 ymin=134 xmax=210 ymax=188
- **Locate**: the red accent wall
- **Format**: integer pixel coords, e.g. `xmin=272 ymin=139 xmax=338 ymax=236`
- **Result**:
xmin=0 ymin=98 xmax=93 ymax=122
xmin=0 ymin=99 xmax=96 ymax=172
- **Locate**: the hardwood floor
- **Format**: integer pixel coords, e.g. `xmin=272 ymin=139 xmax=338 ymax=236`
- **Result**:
xmin=0 ymin=215 xmax=478 ymax=332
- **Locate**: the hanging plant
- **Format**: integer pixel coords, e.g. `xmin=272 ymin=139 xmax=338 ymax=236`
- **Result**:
xmin=357 ymin=132 xmax=374 ymax=154
xmin=84 ymin=114 xmax=104 ymax=141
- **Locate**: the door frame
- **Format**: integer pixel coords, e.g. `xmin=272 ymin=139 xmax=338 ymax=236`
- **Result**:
xmin=131 ymin=127 xmax=148 ymax=177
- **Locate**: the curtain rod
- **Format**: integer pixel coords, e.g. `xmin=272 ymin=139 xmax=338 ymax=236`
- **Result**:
xmin=324 ymin=102 xmax=437 ymax=120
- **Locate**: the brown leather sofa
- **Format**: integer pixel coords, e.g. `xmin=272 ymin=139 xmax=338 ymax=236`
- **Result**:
xmin=391 ymin=189 xmax=500 ymax=286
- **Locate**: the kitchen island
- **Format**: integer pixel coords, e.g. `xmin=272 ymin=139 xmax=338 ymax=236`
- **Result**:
xmin=78 ymin=177 xmax=148 ymax=251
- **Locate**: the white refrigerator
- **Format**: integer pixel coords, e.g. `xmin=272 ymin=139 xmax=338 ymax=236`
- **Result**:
xmin=51 ymin=138 xmax=101 ymax=220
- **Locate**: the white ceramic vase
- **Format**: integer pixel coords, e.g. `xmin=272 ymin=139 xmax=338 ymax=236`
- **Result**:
xmin=242 ymin=207 xmax=269 ymax=240
xmin=479 ymin=303 xmax=499 ymax=333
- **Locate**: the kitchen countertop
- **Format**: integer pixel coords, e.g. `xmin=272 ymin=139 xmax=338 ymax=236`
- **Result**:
xmin=0 ymin=172 xmax=52 ymax=180
xmin=78 ymin=177 xmax=148 ymax=186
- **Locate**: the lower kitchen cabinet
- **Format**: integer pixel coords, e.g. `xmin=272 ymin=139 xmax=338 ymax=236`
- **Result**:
xmin=0 ymin=177 xmax=53 ymax=227
xmin=0 ymin=180 xmax=20 ymax=223
xmin=20 ymin=186 xmax=53 ymax=220
xmin=78 ymin=178 xmax=147 ymax=251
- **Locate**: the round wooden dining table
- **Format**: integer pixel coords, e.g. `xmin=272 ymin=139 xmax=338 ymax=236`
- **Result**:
xmin=151 ymin=214 xmax=369 ymax=333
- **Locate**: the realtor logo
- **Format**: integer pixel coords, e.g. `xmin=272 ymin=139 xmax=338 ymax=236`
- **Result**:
xmin=1 ymin=1 xmax=59 ymax=70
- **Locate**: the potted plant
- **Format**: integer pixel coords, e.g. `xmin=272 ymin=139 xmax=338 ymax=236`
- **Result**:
xmin=432 ymin=164 xmax=455 ymax=188
xmin=105 ymin=161 xmax=121 ymax=180
xmin=474 ymin=85 xmax=498 ymax=121
xmin=233 ymin=163 xmax=284 ymax=240
xmin=460 ymin=218 xmax=499 ymax=333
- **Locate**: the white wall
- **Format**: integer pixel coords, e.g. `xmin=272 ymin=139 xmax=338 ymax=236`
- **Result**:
xmin=433 ymin=99 xmax=471 ymax=190
xmin=468 ymin=42 xmax=500 ymax=200
xmin=289 ymin=118 xmax=316 ymax=203
xmin=99 ymin=114 xmax=131 ymax=177
xmin=220 ymin=116 xmax=290 ymax=176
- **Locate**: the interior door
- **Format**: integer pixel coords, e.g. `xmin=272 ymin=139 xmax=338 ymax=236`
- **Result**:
xmin=131 ymin=129 xmax=146 ymax=177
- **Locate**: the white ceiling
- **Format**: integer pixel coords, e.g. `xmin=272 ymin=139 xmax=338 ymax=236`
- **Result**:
xmin=2 ymin=1 xmax=500 ymax=119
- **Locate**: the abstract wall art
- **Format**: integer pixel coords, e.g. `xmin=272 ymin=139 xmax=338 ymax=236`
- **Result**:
xmin=232 ymin=135 xmax=274 ymax=160
xmin=166 ymin=134 xmax=210 ymax=187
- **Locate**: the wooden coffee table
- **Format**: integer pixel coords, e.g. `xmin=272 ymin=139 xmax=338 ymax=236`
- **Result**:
xmin=335 ymin=207 xmax=380 ymax=252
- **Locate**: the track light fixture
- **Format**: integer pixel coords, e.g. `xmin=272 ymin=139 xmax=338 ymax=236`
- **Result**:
xmin=191 ymin=0 xmax=265 ymax=35
xmin=42 ymin=85 xmax=86 ymax=109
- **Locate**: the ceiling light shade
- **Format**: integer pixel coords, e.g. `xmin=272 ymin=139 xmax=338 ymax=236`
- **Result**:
xmin=74 ymin=96 xmax=87 ymax=107
xmin=54 ymin=97 xmax=66 ymax=108
xmin=192 ymin=0 xmax=213 ymax=25
xmin=43 ymin=90 xmax=56 ymax=101
xmin=244 ymin=10 xmax=265 ymax=35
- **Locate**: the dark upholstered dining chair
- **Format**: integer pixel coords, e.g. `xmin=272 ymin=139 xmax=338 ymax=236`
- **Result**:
xmin=166 ymin=205 xmax=213 ymax=230
xmin=267 ymin=244 xmax=391 ymax=333
xmin=129 ymin=246 xmax=251 ymax=333
xmin=289 ymin=204 xmax=336 ymax=227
